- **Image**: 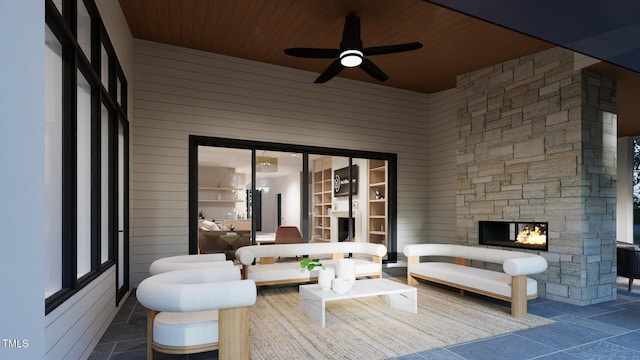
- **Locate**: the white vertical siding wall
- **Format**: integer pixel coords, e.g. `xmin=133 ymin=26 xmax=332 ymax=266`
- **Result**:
xmin=44 ymin=269 xmax=116 ymax=359
xmin=44 ymin=2 xmax=134 ymax=359
xmin=131 ymin=39 xmax=459 ymax=284
xmin=425 ymin=89 xmax=458 ymax=245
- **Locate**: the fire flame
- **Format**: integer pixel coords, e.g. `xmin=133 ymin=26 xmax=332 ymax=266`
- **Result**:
xmin=516 ymin=225 xmax=547 ymax=245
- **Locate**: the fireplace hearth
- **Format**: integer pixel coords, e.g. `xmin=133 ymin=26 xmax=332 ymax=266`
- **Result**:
xmin=479 ymin=221 xmax=548 ymax=251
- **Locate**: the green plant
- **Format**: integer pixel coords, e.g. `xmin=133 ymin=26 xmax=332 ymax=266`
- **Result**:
xmin=300 ymin=258 xmax=325 ymax=271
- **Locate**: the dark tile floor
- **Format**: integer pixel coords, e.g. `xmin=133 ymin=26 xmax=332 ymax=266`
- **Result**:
xmin=89 ymin=268 xmax=640 ymax=360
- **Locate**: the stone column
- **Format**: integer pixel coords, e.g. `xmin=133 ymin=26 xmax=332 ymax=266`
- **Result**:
xmin=456 ymin=47 xmax=617 ymax=305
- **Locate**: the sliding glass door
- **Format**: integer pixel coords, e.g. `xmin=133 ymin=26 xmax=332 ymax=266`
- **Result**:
xmin=189 ymin=136 xmax=397 ymax=261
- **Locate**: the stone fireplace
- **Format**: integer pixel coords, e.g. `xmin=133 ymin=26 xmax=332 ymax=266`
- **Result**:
xmin=456 ymin=47 xmax=617 ymax=305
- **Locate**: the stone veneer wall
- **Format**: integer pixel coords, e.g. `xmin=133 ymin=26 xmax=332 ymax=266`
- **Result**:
xmin=456 ymin=47 xmax=617 ymax=305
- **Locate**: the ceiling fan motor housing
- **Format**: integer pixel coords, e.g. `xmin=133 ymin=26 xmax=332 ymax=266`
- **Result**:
xmin=340 ymin=49 xmax=363 ymax=67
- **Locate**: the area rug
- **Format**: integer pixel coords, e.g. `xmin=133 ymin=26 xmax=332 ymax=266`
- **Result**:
xmin=249 ymin=279 xmax=553 ymax=359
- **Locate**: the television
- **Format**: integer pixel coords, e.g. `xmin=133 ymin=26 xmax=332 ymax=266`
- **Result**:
xmin=333 ymin=165 xmax=358 ymax=197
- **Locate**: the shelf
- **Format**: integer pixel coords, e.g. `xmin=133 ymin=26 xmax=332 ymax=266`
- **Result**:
xmin=313 ymin=156 xmax=333 ymax=243
xmin=368 ymin=159 xmax=387 ymax=250
xmin=199 ymin=187 xmax=245 ymax=203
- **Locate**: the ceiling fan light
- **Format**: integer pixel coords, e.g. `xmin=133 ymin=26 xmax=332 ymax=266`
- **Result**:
xmin=340 ymin=49 xmax=363 ymax=67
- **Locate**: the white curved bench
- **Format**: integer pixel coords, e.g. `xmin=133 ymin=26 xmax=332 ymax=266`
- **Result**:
xmin=236 ymin=242 xmax=387 ymax=286
xmin=149 ymin=253 xmax=232 ymax=275
xmin=403 ymin=243 xmax=547 ymax=317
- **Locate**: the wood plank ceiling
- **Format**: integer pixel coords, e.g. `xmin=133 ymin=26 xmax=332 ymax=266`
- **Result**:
xmin=118 ymin=0 xmax=554 ymax=94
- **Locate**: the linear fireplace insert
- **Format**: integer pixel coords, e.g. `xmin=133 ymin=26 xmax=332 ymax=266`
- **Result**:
xmin=479 ymin=221 xmax=548 ymax=251
xmin=338 ymin=217 xmax=355 ymax=242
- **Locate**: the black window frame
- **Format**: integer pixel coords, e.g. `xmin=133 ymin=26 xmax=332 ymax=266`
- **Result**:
xmin=45 ymin=0 xmax=129 ymax=314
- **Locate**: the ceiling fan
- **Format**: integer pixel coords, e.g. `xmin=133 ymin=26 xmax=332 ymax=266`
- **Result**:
xmin=284 ymin=14 xmax=423 ymax=84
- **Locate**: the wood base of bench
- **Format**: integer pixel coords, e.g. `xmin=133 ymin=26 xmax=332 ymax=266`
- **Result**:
xmin=407 ymin=272 xmax=535 ymax=317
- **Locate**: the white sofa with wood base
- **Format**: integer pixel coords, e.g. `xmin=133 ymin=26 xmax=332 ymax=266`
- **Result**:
xmin=403 ymin=243 xmax=547 ymax=317
xmin=235 ymin=242 xmax=387 ymax=286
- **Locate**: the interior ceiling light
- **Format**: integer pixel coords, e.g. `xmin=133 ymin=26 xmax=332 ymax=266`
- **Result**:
xmin=256 ymin=151 xmax=278 ymax=173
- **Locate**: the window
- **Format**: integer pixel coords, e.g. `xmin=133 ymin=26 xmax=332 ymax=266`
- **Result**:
xmin=52 ymin=0 xmax=62 ymax=14
xmin=633 ymin=138 xmax=640 ymax=243
xmin=100 ymin=102 xmax=110 ymax=264
xmin=45 ymin=0 xmax=129 ymax=313
xmin=76 ymin=0 xmax=91 ymax=60
xmin=100 ymin=43 xmax=109 ymax=88
xmin=76 ymin=69 xmax=92 ymax=279
xmin=45 ymin=24 xmax=63 ymax=297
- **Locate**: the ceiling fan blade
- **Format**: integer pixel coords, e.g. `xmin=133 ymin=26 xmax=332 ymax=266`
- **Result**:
xmin=284 ymin=48 xmax=340 ymax=58
xmin=340 ymin=15 xmax=363 ymax=49
xmin=360 ymin=58 xmax=389 ymax=82
xmin=314 ymin=59 xmax=344 ymax=83
xmin=363 ymin=42 xmax=423 ymax=56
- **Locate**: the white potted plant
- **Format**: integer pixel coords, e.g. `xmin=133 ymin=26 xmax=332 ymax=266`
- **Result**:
xmin=300 ymin=258 xmax=334 ymax=290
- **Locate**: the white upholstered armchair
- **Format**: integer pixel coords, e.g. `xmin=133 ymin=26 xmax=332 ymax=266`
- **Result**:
xmin=136 ymin=267 xmax=257 ymax=360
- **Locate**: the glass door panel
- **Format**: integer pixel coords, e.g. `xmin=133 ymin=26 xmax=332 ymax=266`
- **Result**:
xmin=197 ymin=146 xmax=252 ymax=256
xmin=256 ymin=150 xmax=303 ymax=241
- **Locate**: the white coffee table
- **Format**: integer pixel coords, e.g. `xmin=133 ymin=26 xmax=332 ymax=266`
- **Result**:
xmin=299 ymin=278 xmax=417 ymax=327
